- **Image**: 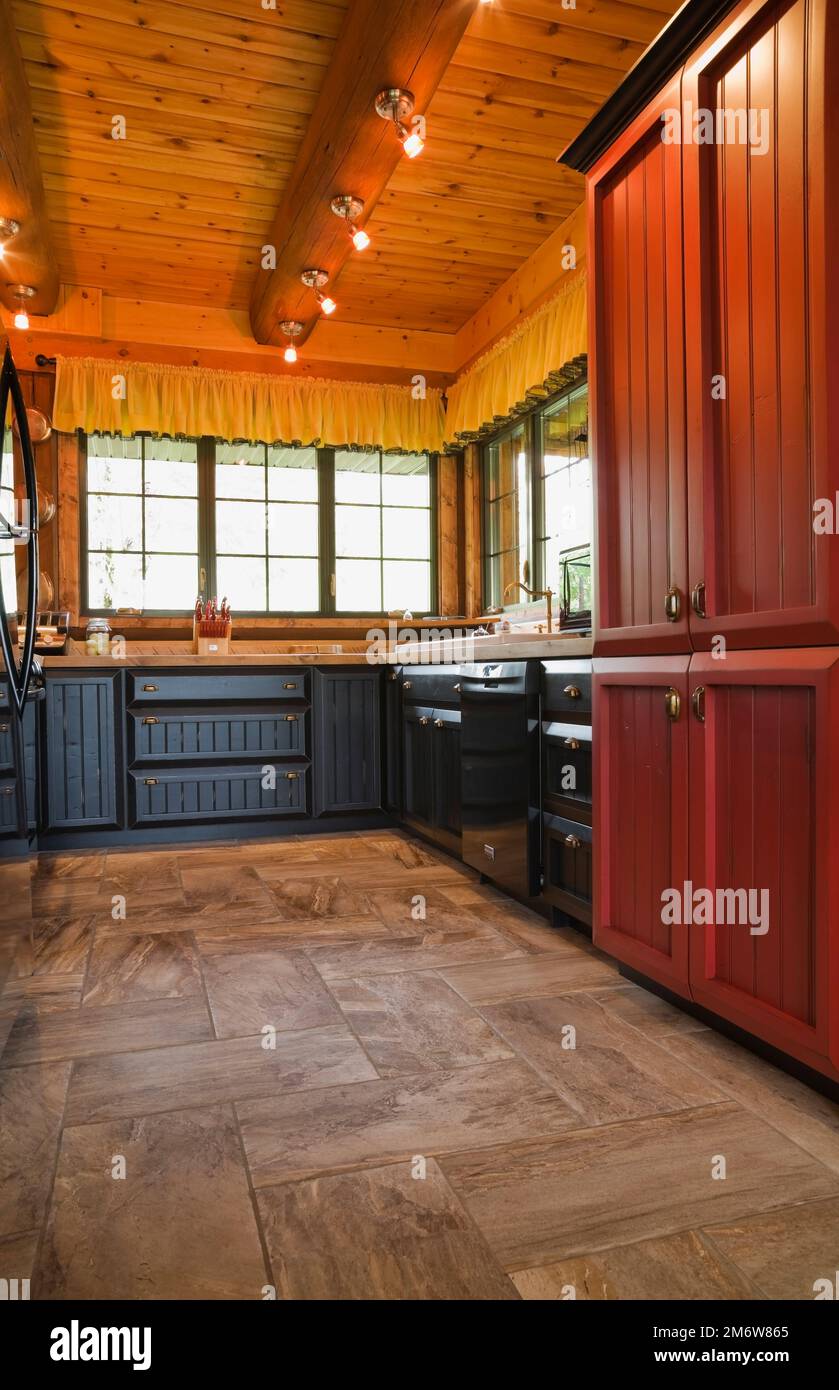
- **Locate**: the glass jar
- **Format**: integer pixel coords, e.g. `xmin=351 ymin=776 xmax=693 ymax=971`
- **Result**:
xmin=85 ymin=617 xmax=111 ymax=657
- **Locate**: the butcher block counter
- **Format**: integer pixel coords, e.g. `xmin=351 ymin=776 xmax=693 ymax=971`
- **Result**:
xmin=41 ymin=640 xmax=377 ymax=667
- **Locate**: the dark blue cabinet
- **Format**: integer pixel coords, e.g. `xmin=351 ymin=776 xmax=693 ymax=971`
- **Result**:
xmin=314 ymin=670 xmax=381 ymax=814
xmin=45 ymin=675 xmax=120 ymax=828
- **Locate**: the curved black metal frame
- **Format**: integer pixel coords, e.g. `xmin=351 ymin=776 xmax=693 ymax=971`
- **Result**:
xmin=0 ymin=342 xmax=39 ymax=717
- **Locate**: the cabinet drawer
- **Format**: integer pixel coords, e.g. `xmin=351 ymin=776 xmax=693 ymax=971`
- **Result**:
xmin=127 ymin=671 xmax=308 ymax=705
xmin=0 ymin=779 xmax=16 ymax=830
xmin=541 ymin=661 xmax=592 ymax=719
xmin=399 ymin=666 xmax=462 ymax=706
xmin=130 ymin=764 xmax=307 ymax=824
xmin=129 ymin=706 xmax=307 ymax=763
xmin=543 ymin=813 xmax=592 ymax=925
xmin=0 ymin=716 xmax=12 ymax=772
xmin=543 ymin=721 xmax=592 ymax=825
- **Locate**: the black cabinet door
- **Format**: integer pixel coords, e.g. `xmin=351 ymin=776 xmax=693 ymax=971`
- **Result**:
xmin=45 ymin=675 xmax=120 ymax=828
xmin=313 ymin=670 xmax=381 ymax=814
xmin=433 ymin=710 xmax=462 ymax=849
xmin=403 ymin=706 xmax=434 ymax=829
xmin=383 ymin=669 xmax=403 ymax=814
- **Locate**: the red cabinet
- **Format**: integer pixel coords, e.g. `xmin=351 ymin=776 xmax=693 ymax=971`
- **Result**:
xmin=592 ymin=658 xmax=691 ymax=999
xmin=688 ymin=650 xmax=839 ymax=1080
xmin=585 ymin=0 xmax=839 ymax=655
xmin=588 ymin=77 xmax=689 ymax=655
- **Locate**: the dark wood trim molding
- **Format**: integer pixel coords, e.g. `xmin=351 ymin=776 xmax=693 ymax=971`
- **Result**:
xmin=558 ymin=0 xmax=742 ymax=173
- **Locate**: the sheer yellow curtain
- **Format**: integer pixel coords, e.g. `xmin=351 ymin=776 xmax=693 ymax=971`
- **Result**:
xmin=445 ymin=269 xmax=588 ymax=444
xmin=53 ymin=357 xmax=446 ymax=454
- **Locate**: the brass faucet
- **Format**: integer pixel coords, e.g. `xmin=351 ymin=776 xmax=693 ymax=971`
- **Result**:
xmin=504 ymin=579 xmax=555 ymax=633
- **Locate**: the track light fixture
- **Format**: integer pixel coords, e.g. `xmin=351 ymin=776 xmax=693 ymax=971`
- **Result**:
xmin=375 ymin=88 xmax=425 ymax=159
xmin=0 ymin=218 xmax=21 ymax=260
xmin=330 ymin=195 xmax=371 ymax=251
xmin=300 ymin=269 xmax=336 ymax=315
xmin=279 ymin=320 xmax=303 ymax=363
xmin=8 ymin=283 xmax=35 ymax=329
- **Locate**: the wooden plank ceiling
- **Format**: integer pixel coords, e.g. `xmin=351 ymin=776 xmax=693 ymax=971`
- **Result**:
xmin=15 ymin=0 xmax=681 ymax=335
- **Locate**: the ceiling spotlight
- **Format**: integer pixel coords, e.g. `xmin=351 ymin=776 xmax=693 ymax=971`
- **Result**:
xmin=0 ymin=218 xmax=20 ymax=260
xmin=301 ymin=269 xmax=337 ymax=316
xmin=8 ymin=283 xmax=35 ymax=329
xmin=330 ymin=195 xmax=371 ymax=252
xmin=375 ymin=88 xmax=425 ymax=159
xmin=279 ymin=319 xmax=303 ymax=364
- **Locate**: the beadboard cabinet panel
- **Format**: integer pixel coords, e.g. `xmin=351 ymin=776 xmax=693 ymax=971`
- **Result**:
xmin=589 ymin=75 xmax=690 ymax=654
xmin=46 ymin=675 xmax=120 ymax=828
xmin=684 ymin=0 xmax=838 ymax=647
xmin=688 ymin=650 xmax=839 ymax=1080
xmin=593 ymin=658 xmax=691 ymax=997
xmin=313 ymin=670 xmax=381 ymax=815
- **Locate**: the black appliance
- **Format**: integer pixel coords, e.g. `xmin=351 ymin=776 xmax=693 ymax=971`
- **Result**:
xmin=460 ymin=660 xmax=541 ymax=901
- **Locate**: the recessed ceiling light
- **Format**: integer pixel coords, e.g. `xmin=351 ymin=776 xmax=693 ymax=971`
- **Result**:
xmin=375 ymin=88 xmax=425 ymax=159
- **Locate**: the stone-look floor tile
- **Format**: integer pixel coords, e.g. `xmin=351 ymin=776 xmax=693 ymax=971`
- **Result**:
xmin=440 ymin=1102 xmax=839 ymax=1271
xmin=0 ymin=996 xmax=212 ymax=1067
xmin=7 ymin=915 xmax=95 ymax=979
xmin=511 ymin=1231 xmax=759 ymax=1301
xmin=65 ymin=1024 xmax=377 ymax=1124
xmin=262 ymin=876 xmax=372 ymax=921
xmin=31 ymin=883 xmax=117 ymax=915
xmin=194 ymin=915 xmax=400 ymax=949
xmin=306 ymin=925 xmax=525 ymax=980
xmin=659 ymin=1029 xmax=839 ymax=1175
xmin=441 ymin=950 xmax=618 ymax=1005
xmin=586 ymin=983 xmax=710 ymax=1040
xmin=364 ymin=886 xmax=472 ymax=930
xmin=34 ymin=1106 xmax=267 ymax=1299
xmin=83 ymin=932 xmax=202 ymax=1007
xmin=481 ymin=994 xmax=723 ymax=1125
xmin=35 ymin=854 xmax=106 ymax=882
xmin=446 ymin=890 xmax=594 ymax=956
xmin=199 ymin=944 xmax=341 ymax=1038
xmin=179 ymin=864 xmax=277 ymax=917
xmin=330 ymin=972 xmax=515 ymax=1077
xmin=0 ymin=1229 xmax=39 ymax=1289
xmin=237 ymin=1060 xmax=580 ymax=1187
xmin=105 ymin=851 xmax=182 ymax=895
xmin=258 ymin=1160 xmax=518 ymax=1301
xmin=703 ymin=1197 xmax=839 ymax=1299
xmin=354 ymin=835 xmax=444 ymax=869
xmin=0 ymin=1061 xmax=71 ymax=1235
xmin=1 ymin=977 xmax=83 ymax=1013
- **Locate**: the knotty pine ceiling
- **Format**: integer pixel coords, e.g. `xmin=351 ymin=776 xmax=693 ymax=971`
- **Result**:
xmin=17 ymin=0 xmax=681 ymax=332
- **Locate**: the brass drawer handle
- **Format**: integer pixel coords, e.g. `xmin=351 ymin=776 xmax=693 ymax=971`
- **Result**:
xmin=282 ymin=682 xmax=297 ymax=690
xmin=388 ymin=672 xmax=398 ymax=681
xmin=691 ymin=581 xmax=706 ymax=619
xmin=434 ymin=718 xmax=444 ymax=728
xmin=692 ymin=686 xmax=706 ymax=722
xmin=563 ymin=685 xmax=582 ymax=699
xmin=143 ymin=684 xmax=158 ymax=692
xmin=403 ymin=679 xmax=413 ymax=690
xmin=419 ymin=716 xmax=429 ymax=726
xmin=0 ymin=723 xmax=8 ymax=733
xmin=285 ymin=771 xmax=299 ymax=781
xmin=1 ymin=786 xmax=13 ymax=796
xmin=664 ymin=585 xmax=681 ymax=622
xmin=563 ymin=737 xmax=581 ymax=750
xmin=144 ymin=778 xmax=159 ymax=786
xmin=285 ymin=714 xmax=298 ymax=722
xmin=664 ymin=687 xmax=681 ymax=721
xmin=142 ymin=717 xmax=159 ymax=725
xmin=453 ymin=683 xmax=461 ymax=692
xmin=564 ymin=833 xmax=581 ymax=849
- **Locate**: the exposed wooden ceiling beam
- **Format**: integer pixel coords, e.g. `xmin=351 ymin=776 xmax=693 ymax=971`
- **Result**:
xmin=249 ymin=0 xmax=480 ymax=346
xmin=0 ymin=0 xmax=59 ymax=314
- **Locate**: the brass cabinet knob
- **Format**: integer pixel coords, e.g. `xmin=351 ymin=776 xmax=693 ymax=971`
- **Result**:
xmin=285 ymin=714 xmax=298 ymax=722
xmin=0 ymin=723 xmax=8 ymax=733
xmin=403 ymin=680 xmax=413 ymax=690
xmin=691 ymin=581 xmax=707 ymax=618
xmin=664 ymin=687 xmax=681 ymax=721
xmin=1 ymin=786 xmax=13 ymax=796
xmin=563 ymin=737 xmax=581 ymax=750
xmin=563 ymin=684 xmax=582 ymax=699
xmin=664 ymin=585 xmax=681 ymax=622
xmin=283 ymin=682 xmax=297 ymax=690
xmin=143 ymin=684 xmax=158 ymax=692
xmin=285 ymin=771 xmax=299 ymax=780
xmin=564 ymin=833 xmax=582 ymax=849
xmin=453 ymin=683 xmax=461 ymax=692
xmin=419 ymin=716 xmax=429 ymax=726
xmin=434 ymin=718 xmax=444 ymax=728
xmin=144 ymin=778 xmax=159 ymax=786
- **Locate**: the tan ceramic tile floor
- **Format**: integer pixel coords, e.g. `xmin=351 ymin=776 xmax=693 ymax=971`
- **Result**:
xmin=2 ymin=829 xmax=839 ymax=1301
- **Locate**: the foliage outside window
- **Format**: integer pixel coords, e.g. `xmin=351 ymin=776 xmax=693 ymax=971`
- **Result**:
xmin=82 ymin=436 xmax=435 ymax=616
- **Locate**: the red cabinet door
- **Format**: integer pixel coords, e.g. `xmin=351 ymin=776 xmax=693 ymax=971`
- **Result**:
xmin=593 ymin=658 xmax=691 ymax=997
xmin=588 ymin=76 xmax=690 ymax=655
xmin=684 ymin=0 xmax=839 ymax=649
xmin=688 ymin=650 xmax=839 ymax=1080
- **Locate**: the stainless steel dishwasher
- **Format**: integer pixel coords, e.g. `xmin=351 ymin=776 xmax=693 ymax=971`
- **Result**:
xmin=460 ymin=660 xmax=541 ymax=901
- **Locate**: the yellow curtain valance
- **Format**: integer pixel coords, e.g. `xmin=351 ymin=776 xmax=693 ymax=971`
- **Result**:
xmin=445 ymin=268 xmax=588 ymax=444
xmin=53 ymin=356 xmax=446 ymax=455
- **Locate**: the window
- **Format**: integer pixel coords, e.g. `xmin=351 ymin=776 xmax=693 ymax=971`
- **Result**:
xmin=0 ymin=428 xmax=17 ymax=626
xmin=81 ymin=437 xmax=436 ymax=616
xmin=482 ymin=379 xmax=590 ymax=612
xmin=215 ymin=444 xmax=320 ymax=613
xmin=334 ymin=452 xmax=433 ymax=613
xmin=85 ymin=435 xmax=199 ymax=611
